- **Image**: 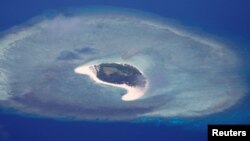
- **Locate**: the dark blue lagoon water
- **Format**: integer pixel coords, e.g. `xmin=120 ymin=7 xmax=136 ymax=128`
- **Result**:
xmin=0 ymin=0 xmax=250 ymax=141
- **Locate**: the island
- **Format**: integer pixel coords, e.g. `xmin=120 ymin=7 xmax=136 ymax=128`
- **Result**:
xmin=94 ymin=63 xmax=146 ymax=87
xmin=74 ymin=62 xmax=148 ymax=101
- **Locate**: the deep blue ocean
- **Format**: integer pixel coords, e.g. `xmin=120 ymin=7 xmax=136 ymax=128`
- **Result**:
xmin=0 ymin=0 xmax=250 ymax=141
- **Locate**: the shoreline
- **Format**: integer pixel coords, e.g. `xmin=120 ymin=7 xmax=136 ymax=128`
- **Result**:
xmin=74 ymin=63 xmax=148 ymax=101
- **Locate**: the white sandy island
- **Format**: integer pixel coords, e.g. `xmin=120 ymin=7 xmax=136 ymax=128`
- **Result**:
xmin=74 ymin=64 xmax=148 ymax=101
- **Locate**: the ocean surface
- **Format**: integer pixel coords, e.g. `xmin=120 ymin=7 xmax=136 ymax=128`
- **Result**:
xmin=0 ymin=0 xmax=250 ymax=141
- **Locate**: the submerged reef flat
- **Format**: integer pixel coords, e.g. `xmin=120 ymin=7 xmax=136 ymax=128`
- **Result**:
xmin=0 ymin=7 xmax=246 ymax=120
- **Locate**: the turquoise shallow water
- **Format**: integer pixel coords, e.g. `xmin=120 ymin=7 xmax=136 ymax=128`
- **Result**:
xmin=0 ymin=0 xmax=250 ymax=141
